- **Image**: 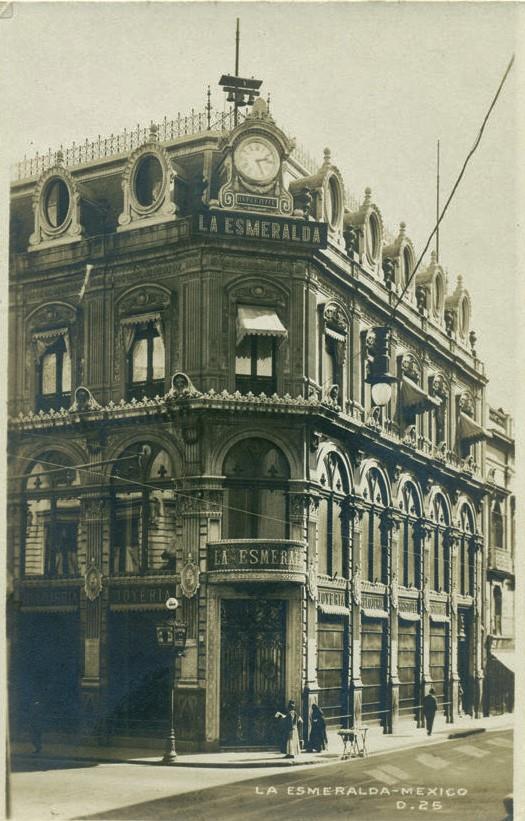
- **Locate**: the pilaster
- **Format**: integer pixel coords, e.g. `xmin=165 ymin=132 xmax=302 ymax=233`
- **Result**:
xmin=348 ymin=498 xmax=364 ymax=726
xmin=472 ymin=535 xmax=485 ymax=717
xmin=446 ymin=528 xmax=460 ymax=723
xmin=418 ymin=519 xmax=434 ymax=727
xmin=383 ymin=508 xmax=401 ymax=733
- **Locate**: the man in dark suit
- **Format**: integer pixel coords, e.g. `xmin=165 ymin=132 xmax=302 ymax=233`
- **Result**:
xmin=423 ymin=688 xmax=438 ymax=736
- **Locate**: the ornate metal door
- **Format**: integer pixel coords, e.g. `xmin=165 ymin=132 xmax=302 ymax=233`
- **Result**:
xmin=220 ymin=599 xmax=286 ymax=746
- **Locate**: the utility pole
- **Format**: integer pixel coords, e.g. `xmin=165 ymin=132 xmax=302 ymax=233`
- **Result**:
xmin=436 ymin=139 xmax=440 ymax=262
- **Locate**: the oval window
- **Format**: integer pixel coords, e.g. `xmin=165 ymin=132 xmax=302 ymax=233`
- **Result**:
xmin=367 ymin=212 xmax=380 ymax=262
xmin=403 ymin=246 xmax=412 ymax=285
xmin=134 ymin=155 xmax=164 ymax=207
xmin=460 ymin=296 xmax=470 ymax=335
xmin=326 ymin=176 xmax=341 ymax=228
xmin=434 ymin=274 xmax=444 ymax=314
xmin=45 ymin=179 xmax=70 ymax=228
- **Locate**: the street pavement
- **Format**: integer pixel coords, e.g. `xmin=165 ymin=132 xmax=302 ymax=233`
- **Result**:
xmin=10 ymin=729 xmax=513 ymax=821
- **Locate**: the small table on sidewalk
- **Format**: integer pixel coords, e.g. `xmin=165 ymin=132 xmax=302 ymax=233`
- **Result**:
xmin=338 ymin=726 xmax=369 ymax=759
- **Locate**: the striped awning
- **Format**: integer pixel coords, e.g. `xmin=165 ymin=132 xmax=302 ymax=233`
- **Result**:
xmin=32 ymin=327 xmax=70 ymax=359
xmin=398 ymin=611 xmax=421 ymax=622
xmin=401 ymin=376 xmax=441 ymax=414
xmin=318 ymin=603 xmax=349 ymax=616
xmin=237 ymin=306 xmax=287 ymax=345
xmin=490 ymin=649 xmax=515 ymax=673
xmin=458 ymin=412 xmax=492 ymax=445
xmin=325 ymin=326 xmax=347 ymax=343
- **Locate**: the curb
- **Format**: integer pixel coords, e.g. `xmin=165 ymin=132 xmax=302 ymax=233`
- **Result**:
xmin=12 ymin=722 xmax=512 ymax=770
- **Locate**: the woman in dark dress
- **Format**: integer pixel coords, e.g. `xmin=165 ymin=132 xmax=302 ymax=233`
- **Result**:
xmin=308 ymin=704 xmax=328 ymax=752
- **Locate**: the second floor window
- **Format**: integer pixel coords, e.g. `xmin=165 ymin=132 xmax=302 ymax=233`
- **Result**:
xmin=235 ymin=306 xmax=286 ymax=396
xmin=36 ymin=333 xmax=71 ymax=411
xmin=126 ymin=319 xmax=165 ymax=400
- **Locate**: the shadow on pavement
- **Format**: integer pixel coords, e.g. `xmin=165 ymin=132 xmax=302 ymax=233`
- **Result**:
xmin=11 ymin=756 xmax=100 ymax=773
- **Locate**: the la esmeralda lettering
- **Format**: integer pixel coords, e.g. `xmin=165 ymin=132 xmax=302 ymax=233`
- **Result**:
xmin=197 ymin=212 xmax=325 ymax=246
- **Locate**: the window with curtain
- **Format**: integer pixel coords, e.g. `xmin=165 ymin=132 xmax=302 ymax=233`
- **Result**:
xmin=432 ymin=495 xmax=449 ymax=592
xmin=235 ymin=335 xmax=276 ymax=395
xmin=36 ymin=333 xmax=72 ymax=411
xmin=223 ymin=438 xmax=290 ymax=540
xmin=23 ymin=452 xmax=80 ymax=578
xmin=363 ymin=468 xmax=388 ymax=584
xmin=493 ymin=587 xmax=502 ymax=635
xmin=110 ymin=443 xmax=174 ymax=575
xmin=317 ymin=455 xmax=348 ymax=578
xmin=399 ymin=482 xmax=421 ymax=588
xmin=491 ymin=501 xmax=504 ymax=549
xmin=125 ymin=319 xmax=165 ymax=400
xmin=459 ymin=506 xmax=475 ymax=596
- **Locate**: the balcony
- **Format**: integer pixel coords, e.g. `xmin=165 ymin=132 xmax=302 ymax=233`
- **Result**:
xmin=488 ymin=547 xmax=514 ymax=575
xmin=207 ymin=539 xmax=306 ymax=584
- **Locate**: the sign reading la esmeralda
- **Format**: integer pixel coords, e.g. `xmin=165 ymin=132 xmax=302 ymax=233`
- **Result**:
xmin=196 ymin=210 xmax=328 ymax=248
xmin=208 ymin=543 xmax=305 ymax=572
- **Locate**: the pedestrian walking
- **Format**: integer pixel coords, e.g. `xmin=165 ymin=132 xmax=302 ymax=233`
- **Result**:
xmin=423 ymin=688 xmax=438 ymax=736
xmin=28 ymin=699 xmax=44 ymax=754
xmin=307 ymin=704 xmax=328 ymax=752
xmin=275 ymin=700 xmax=303 ymax=759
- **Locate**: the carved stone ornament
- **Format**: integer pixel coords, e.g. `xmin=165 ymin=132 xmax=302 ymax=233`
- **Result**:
xmin=306 ymin=561 xmax=318 ymax=602
xmin=30 ymin=161 xmax=84 ymax=249
xmin=450 ymin=591 xmax=458 ymax=616
xmin=400 ymin=353 xmax=421 ymax=384
xmin=180 ymin=557 xmax=200 ymax=599
xmin=84 ymin=564 xmax=103 ymax=602
xmin=323 ymin=302 xmax=349 ymax=335
xmin=458 ymin=391 xmax=475 ymax=417
xmin=167 ymin=372 xmax=201 ymax=399
xmin=422 ymin=585 xmax=431 ymax=614
xmin=390 ymin=572 xmax=399 ymax=609
xmin=118 ymin=134 xmax=179 ymax=232
xmin=351 ymin=564 xmax=362 ymax=607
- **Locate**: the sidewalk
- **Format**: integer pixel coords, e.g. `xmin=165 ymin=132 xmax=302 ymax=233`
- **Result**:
xmin=12 ymin=712 xmax=513 ymax=769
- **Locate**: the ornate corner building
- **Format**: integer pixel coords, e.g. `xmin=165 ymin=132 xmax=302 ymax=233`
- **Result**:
xmin=7 ymin=92 xmax=514 ymax=751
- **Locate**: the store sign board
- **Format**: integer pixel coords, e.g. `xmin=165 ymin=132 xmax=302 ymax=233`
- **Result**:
xmin=20 ymin=585 xmax=79 ymax=609
xmin=208 ymin=543 xmax=305 ymax=572
xmin=195 ymin=210 xmax=328 ymax=248
xmin=109 ymin=585 xmax=176 ymax=607
xmin=318 ymin=588 xmax=346 ymax=609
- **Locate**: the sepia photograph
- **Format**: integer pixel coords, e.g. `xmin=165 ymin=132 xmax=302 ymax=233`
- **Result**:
xmin=1 ymin=2 xmax=520 ymax=819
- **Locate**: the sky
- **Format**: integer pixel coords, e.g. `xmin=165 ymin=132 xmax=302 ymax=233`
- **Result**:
xmin=0 ymin=1 xmax=521 ymax=414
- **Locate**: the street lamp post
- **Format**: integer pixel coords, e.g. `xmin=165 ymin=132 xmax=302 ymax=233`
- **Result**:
xmin=156 ymin=597 xmax=187 ymax=766
xmin=366 ymin=326 xmax=397 ymax=407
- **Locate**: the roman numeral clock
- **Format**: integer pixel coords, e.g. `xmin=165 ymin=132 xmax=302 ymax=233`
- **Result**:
xmin=217 ymin=98 xmax=294 ymax=216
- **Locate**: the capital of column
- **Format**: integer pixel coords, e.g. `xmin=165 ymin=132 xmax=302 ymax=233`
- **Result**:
xmin=444 ymin=527 xmax=461 ymax=553
xmin=381 ymin=508 xmax=402 ymax=534
xmin=346 ymin=496 xmax=366 ymax=522
xmin=415 ymin=518 xmax=434 ymax=542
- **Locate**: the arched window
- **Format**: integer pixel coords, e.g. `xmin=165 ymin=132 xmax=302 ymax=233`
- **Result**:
xmin=398 ymin=482 xmax=421 ymax=588
xmin=318 ymin=455 xmax=349 ymax=577
xmin=362 ymin=468 xmax=388 ymax=583
xmin=459 ymin=506 xmax=475 ymax=596
xmin=24 ymin=451 xmax=80 ymax=578
xmin=35 ymin=333 xmax=72 ymax=412
xmin=223 ymin=438 xmax=290 ymax=540
xmin=493 ymin=586 xmax=502 ymax=635
xmin=111 ymin=443 xmax=174 ymax=575
xmin=432 ymin=495 xmax=449 ymax=592
xmin=126 ymin=320 xmax=166 ymax=400
xmin=491 ymin=501 xmax=504 ymax=549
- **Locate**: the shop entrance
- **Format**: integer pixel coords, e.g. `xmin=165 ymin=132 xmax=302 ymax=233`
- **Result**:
xmin=220 ymin=599 xmax=286 ymax=747
xmin=458 ymin=608 xmax=472 ymax=715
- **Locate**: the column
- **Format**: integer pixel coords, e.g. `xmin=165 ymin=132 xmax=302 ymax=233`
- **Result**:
xmin=348 ymin=499 xmax=364 ymax=726
xmin=291 ymin=491 xmax=319 ymax=741
xmin=418 ymin=520 xmax=434 ymax=728
xmin=446 ymin=529 xmax=460 ymax=724
xmin=79 ymin=436 xmax=110 ymax=739
xmin=472 ymin=535 xmax=485 ymax=718
xmin=383 ymin=509 xmax=401 ymax=734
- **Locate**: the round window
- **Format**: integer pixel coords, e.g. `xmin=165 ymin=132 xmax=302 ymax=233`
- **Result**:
xmin=366 ymin=212 xmax=380 ymax=262
xmin=134 ymin=155 xmax=164 ymax=207
xmin=44 ymin=178 xmax=70 ymax=228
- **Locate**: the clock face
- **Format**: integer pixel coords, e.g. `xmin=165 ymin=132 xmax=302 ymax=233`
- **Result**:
xmin=234 ymin=138 xmax=280 ymax=183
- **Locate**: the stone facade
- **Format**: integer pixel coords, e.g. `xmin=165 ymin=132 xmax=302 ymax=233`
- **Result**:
xmin=7 ymin=98 xmax=514 ymax=750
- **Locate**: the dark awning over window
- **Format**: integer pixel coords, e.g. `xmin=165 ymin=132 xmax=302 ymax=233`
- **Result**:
xmin=401 ymin=376 xmax=441 ymax=415
xmin=490 ymin=649 xmax=515 ymax=673
xmin=236 ymin=307 xmax=287 ymax=345
xmin=458 ymin=412 xmax=492 ymax=445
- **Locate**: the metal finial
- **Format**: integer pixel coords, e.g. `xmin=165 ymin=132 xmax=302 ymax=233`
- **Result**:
xmin=399 ymin=221 xmax=406 ymax=237
xmin=267 ymin=92 xmax=271 ymax=111
xmin=323 ymin=147 xmax=331 ymax=165
xmin=206 ymin=85 xmax=212 ymax=130
xmin=149 ymin=122 xmax=158 ymax=142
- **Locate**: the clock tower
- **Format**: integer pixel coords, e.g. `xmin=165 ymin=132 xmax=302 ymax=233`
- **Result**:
xmin=216 ymin=97 xmax=294 ymax=216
